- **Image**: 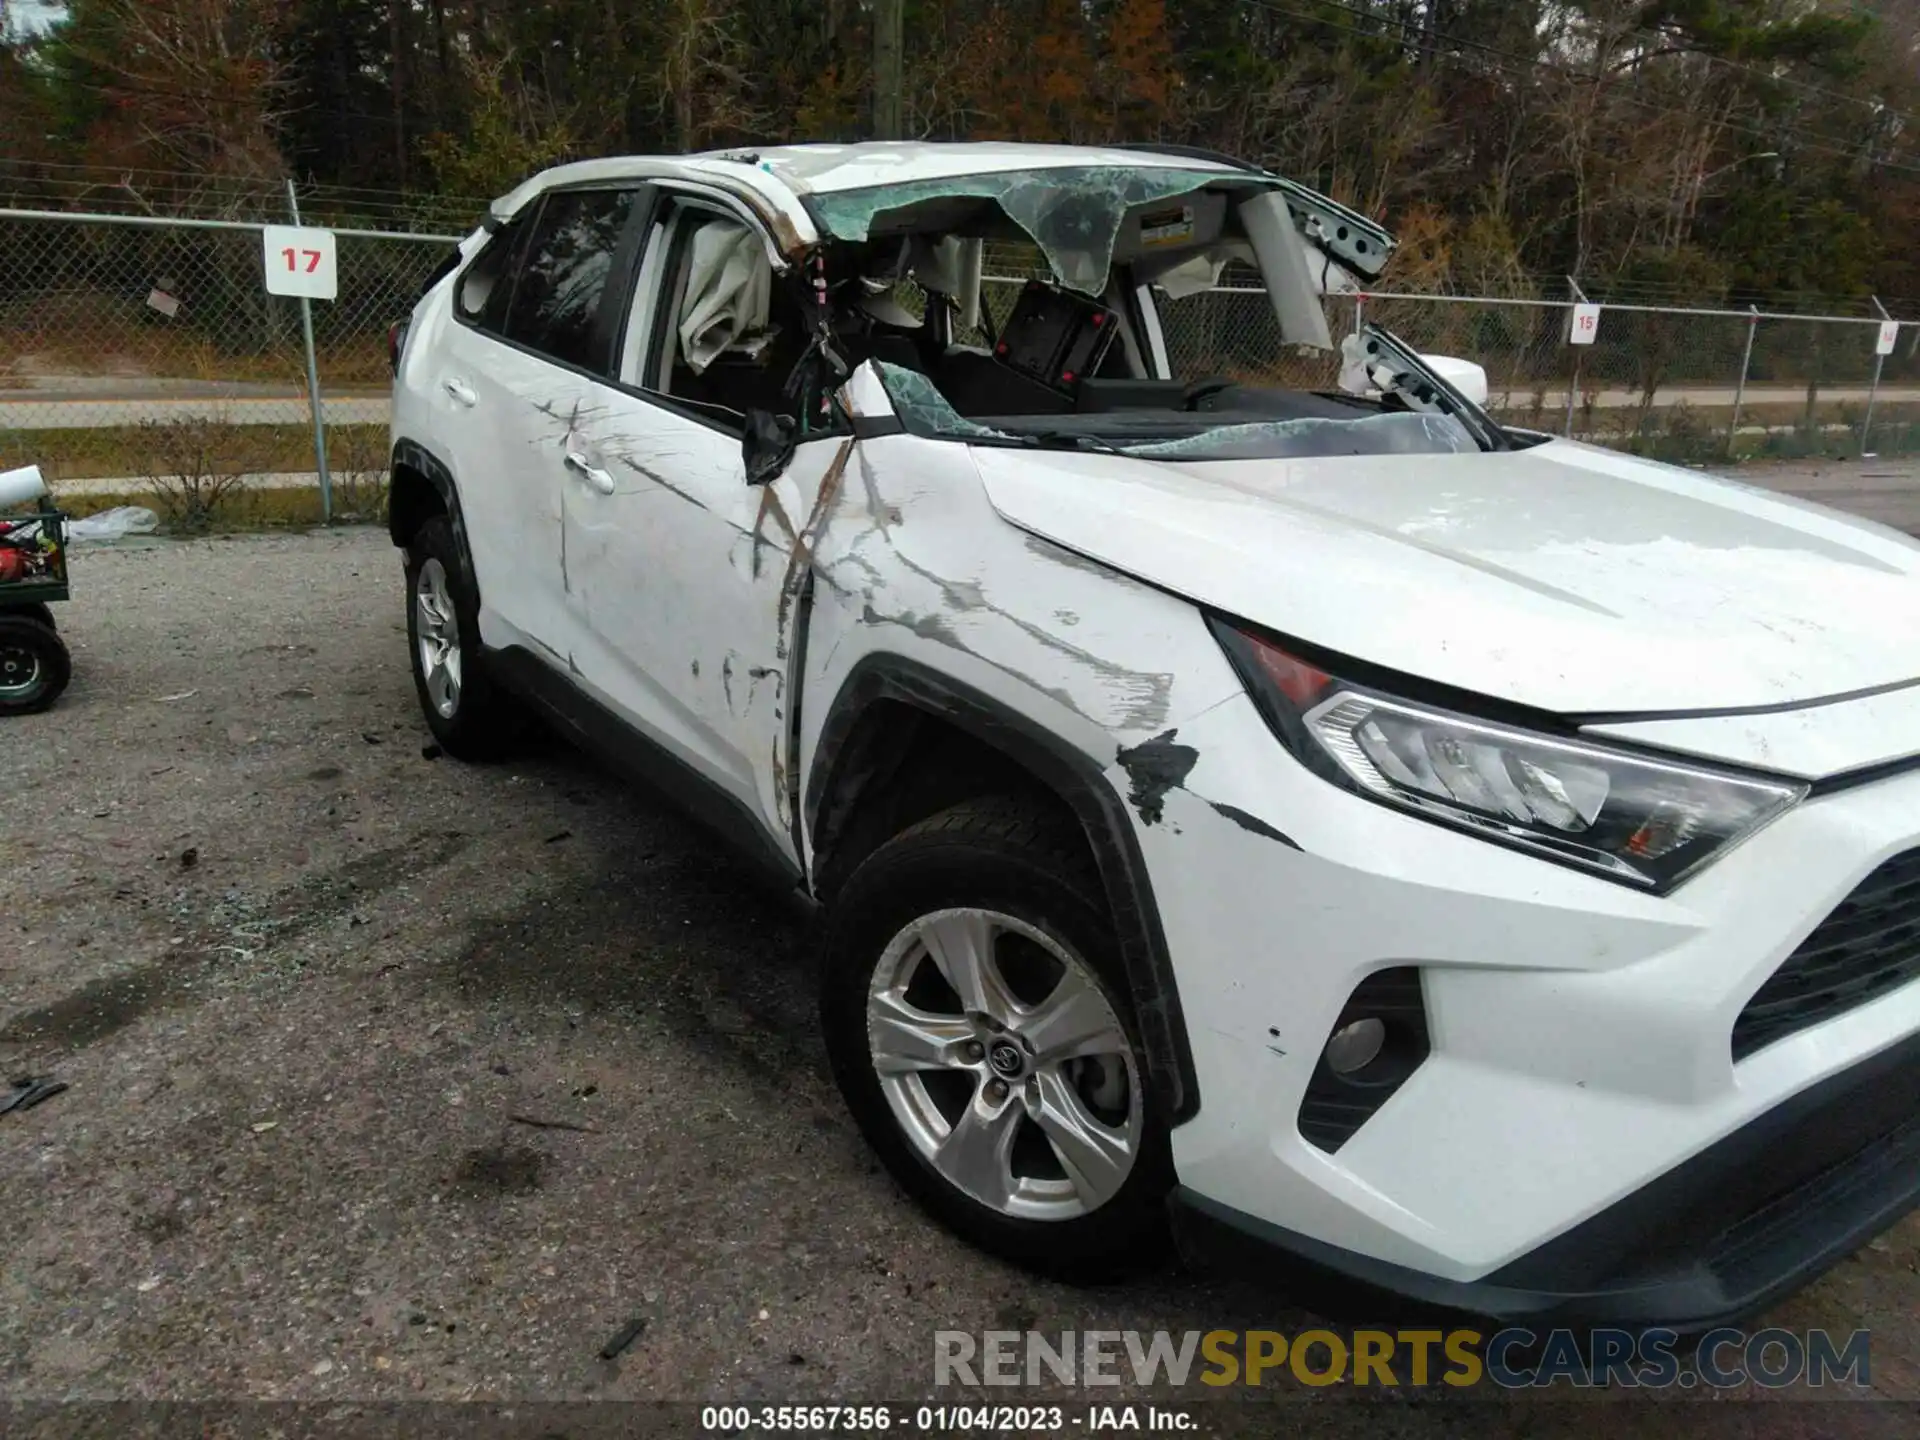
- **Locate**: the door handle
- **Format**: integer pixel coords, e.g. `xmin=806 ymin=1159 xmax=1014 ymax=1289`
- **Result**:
xmin=443 ymin=378 xmax=478 ymax=407
xmin=564 ymin=450 xmax=616 ymax=495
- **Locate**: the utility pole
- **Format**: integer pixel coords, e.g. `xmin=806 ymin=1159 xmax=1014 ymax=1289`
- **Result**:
xmin=872 ymin=0 xmax=904 ymax=139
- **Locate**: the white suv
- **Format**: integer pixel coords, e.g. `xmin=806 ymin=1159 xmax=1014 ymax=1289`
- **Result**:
xmin=389 ymin=142 xmax=1920 ymax=1330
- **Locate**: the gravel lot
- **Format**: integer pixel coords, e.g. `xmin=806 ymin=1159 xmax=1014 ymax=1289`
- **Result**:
xmin=2 ymin=503 xmax=1918 ymax=1436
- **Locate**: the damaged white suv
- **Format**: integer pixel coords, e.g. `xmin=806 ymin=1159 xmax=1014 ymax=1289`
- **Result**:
xmin=389 ymin=143 xmax=1920 ymax=1330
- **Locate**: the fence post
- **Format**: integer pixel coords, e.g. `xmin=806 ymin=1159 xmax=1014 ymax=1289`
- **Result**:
xmin=1563 ymin=276 xmax=1588 ymax=438
xmin=285 ymin=179 xmax=334 ymax=524
xmin=1728 ymin=304 xmax=1758 ymax=459
xmin=1864 ymin=296 xmax=1891 ymax=457
xmin=1353 ymin=292 xmax=1365 ymax=337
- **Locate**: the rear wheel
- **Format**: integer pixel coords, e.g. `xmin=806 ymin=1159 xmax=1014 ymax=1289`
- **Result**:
xmin=822 ymin=797 xmax=1173 ymax=1278
xmin=403 ymin=514 xmax=526 ymax=758
xmin=0 ymin=614 xmax=71 ymax=715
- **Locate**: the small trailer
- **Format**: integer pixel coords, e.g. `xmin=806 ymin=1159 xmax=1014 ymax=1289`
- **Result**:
xmin=0 ymin=465 xmax=72 ymax=715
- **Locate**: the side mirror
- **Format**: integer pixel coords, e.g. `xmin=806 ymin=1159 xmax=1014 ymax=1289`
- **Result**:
xmin=1418 ymin=354 xmax=1490 ymax=408
xmin=742 ymin=409 xmax=797 ymax=486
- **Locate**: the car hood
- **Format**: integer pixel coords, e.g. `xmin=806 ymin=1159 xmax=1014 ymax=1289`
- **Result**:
xmin=971 ymin=438 xmax=1920 ymax=715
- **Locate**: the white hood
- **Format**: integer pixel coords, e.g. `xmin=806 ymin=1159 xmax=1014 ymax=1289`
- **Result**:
xmin=971 ymin=439 xmax=1920 ymax=715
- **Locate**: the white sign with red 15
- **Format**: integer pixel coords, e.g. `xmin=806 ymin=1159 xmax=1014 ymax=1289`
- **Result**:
xmin=1877 ymin=320 xmax=1900 ymax=357
xmin=262 ymin=225 xmax=338 ymax=301
xmin=1569 ymin=302 xmax=1602 ymax=346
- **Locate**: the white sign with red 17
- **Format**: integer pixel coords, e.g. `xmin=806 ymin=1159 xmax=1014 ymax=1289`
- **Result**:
xmin=1877 ymin=320 xmax=1900 ymax=356
xmin=1569 ymin=302 xmax=1602 ymax=346
xmin=262 ymin=225 xmax=338 ymax=301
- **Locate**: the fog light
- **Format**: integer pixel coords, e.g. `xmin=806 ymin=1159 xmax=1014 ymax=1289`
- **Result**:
xmin=1323 ymin=1016 xmax=1386 ymax=1075
xmin=1299 ymin=968 xmax=1429 ymax=1152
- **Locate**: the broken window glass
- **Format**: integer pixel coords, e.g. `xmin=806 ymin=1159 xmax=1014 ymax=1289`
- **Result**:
xmin=1113 ymin=412 xmax=1477 ymax=461
xmin=871 ymin=361 xmax=1019 ymax=440
xmin=872 ymin=359 xmax=1474 ymax=460
xmin=810 ymin=168 xmax=1227 ymax=297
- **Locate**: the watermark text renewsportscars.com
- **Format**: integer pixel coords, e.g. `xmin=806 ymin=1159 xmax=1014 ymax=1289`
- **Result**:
xmin=934 ymin=1327 xmax=1872 ymax=1390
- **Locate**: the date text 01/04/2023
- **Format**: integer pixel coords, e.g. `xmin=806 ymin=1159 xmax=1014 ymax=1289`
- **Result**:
xmin=697 ymin=1404 xmax=1196 ymax=1432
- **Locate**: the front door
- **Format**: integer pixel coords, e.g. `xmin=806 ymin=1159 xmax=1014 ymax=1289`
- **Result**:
xmin=558 ymin=195 xmax=847 ymax=865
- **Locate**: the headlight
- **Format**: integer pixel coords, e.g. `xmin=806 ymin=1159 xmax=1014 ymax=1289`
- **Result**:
xmin=1213 ymin=621 xmax=1807 ymax=891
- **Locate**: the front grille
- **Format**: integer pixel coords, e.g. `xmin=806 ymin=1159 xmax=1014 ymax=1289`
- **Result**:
xmin=1491 ymin=1028 xmax=1920 ymax=1301
xmin=1733 ymin=848 xmax=1920 ymax=1060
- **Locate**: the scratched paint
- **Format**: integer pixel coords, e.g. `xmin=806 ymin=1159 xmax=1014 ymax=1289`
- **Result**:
xmin=1204 ymin=800 xmax=1301 ymax=850
xmin=806 ymin=420 xmax=1185 ymax=736
xmin=776 ymin=439 xmax=856 ymax=660
xmin=614 ymin=455 xmax=709 ymax=511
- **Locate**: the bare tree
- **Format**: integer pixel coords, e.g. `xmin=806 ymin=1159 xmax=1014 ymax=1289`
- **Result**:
xmin=655 ymin=0 xmax=764 ymax=151
xmin=69 ymin=0 xmax=288 ymax=210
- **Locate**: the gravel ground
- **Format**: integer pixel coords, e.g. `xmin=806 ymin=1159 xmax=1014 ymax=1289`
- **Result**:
xmin=2 ymin=521 xmax=1917 ymax=1438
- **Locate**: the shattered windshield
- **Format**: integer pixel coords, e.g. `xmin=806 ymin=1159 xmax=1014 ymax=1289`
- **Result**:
xmin=810 ymin=165 xmax=1506 ymax=462
xmin=810 ymin=166 xmax=1227 ymax=296
xmin=872 ymin=362 xmax=1018 ymax=440
xmin=872 ymin=362 xmax=1479 ymax=461
xmin=1114 ymin=412 xmax=1476 ymax=459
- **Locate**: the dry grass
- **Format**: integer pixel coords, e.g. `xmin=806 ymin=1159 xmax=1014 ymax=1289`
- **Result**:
xmin=135 ymin=414 xmax=272 ymax=532
xmin=0 ymin=423 xmax=388 ymax=483
xmin=0 ymin=295 xmax=390 ymax=389
xmin=324 ymin=423 xmax=392 ymax=523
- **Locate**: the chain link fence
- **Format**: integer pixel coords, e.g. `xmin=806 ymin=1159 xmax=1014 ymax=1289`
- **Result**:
xmin=0 ymin=206 xmax=460 ymax=521
xmin=5 ymin=210 xmax=1919 ymax=525
xmin=1140 ymin=278 xmax=1920 ymax=463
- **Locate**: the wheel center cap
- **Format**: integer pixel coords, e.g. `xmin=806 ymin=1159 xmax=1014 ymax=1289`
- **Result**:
xmin=987 ymin=1040 xmax=1025 ymax=1079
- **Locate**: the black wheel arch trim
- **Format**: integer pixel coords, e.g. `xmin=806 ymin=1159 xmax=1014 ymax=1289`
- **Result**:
xmin=389 ymin=438 xmax=467 ymax=548
xmin=804 ymin=652 xmax=1201 ymax=1125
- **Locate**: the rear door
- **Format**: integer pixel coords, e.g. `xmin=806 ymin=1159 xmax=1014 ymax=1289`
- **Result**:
xmin=423 ymin=209 xmax=545 ymax=644
xmin=433 ymin=186 xmax=648 ymax=656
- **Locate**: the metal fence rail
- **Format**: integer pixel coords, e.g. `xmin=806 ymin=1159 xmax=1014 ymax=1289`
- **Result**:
xmin=4 ymin=207 xmax=1916 ymax=523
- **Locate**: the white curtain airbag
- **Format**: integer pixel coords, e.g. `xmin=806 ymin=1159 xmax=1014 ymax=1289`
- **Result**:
xmin=679 ymin=222 xmax=771 ymax=373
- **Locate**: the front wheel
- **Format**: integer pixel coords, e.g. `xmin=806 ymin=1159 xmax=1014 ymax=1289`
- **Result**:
xmin=0 ymin=614 xmax=71 ymax=715
xmin=822 ymin=797 xmax=1173 ymax=1279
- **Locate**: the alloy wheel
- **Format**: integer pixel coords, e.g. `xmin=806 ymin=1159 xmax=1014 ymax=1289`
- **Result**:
xmin=415 ymin=557 xmax=462 ymax=719
xmin=866 ymin=907 xmax=1143 ymax=1221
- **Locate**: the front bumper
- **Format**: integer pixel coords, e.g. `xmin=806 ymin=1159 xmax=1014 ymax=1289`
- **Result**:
xmin=1128 ymin=692 xmax=1920 ymax=1318
xmin=1169 ymin=1026 xmax=1920 ymax=1330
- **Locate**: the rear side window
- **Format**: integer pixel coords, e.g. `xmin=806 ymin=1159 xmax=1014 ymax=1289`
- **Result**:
xmin=501 ymin=189 xmax=640 ymax=374
xmin=456 ymin=214 xmax=533 ymax=329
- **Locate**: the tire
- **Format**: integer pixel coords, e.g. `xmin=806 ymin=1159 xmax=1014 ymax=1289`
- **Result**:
xmin=822 ymin=796 xmax=1174 ymax=1280
xmin=0 ymin=614 xmax=71 ymax=716
xmin=403 ymin=514 xmax=526 ymax=759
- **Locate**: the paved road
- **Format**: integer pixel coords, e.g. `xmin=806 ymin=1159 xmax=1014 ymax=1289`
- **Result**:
xmin=1 ymin=391 xmax=387 ymax=428
xmin=7 ymin=382 xmax=1920 ymax=430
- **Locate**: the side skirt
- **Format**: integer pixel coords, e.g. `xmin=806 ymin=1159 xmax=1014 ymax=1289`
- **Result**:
xmin=487 ymin=644 xmax=812 ymax=906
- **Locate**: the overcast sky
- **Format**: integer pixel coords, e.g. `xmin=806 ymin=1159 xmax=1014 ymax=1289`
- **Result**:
xmin=8 ymin=1 xmax=64 ymax=38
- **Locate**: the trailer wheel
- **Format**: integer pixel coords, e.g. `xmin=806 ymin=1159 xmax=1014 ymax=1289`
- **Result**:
xmin=0 ymin=614 xmax=71 ymax=715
